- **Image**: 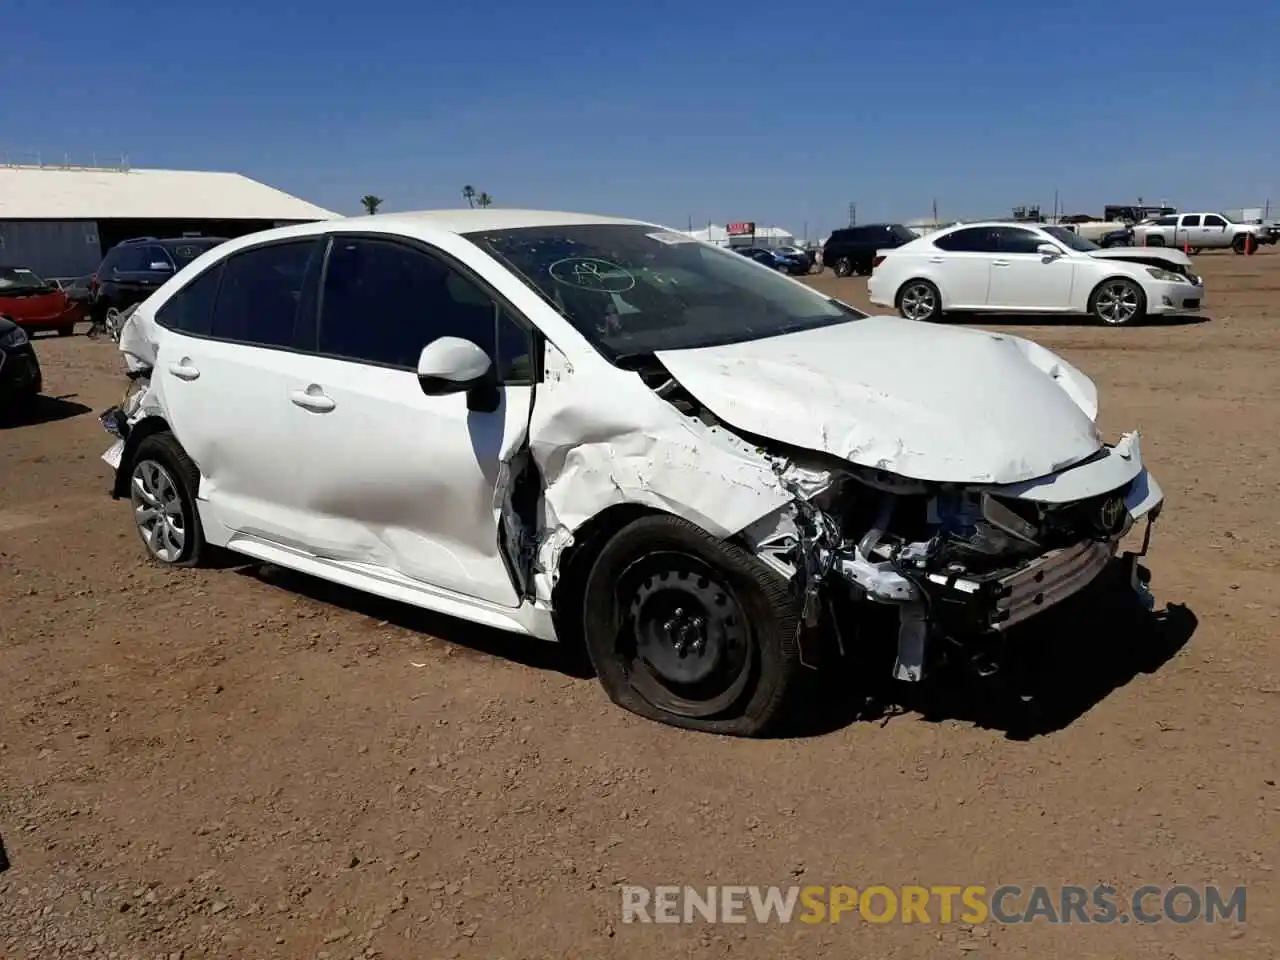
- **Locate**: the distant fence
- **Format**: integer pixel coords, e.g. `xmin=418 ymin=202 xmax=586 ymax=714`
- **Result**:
xmin=0 ymin=149 xmax=131 ymax=171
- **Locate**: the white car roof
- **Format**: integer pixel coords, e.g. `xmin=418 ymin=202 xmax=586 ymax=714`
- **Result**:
xmin=361 ymin=208 xmax=654 ymax=233
xmin=210 ymin=208 xmax=664 ymax=256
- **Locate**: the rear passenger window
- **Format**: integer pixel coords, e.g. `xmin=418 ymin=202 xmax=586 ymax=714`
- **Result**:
xmin=209 ymin=240 xmax=319 ymax=348
xmin=1180 ymin=215 xmax=1201 ymax=227
xmin=155 ymin=263 xmax=224 ymax=336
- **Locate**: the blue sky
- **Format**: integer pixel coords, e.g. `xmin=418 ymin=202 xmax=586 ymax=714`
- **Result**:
xmin=6 ymin=0 xmax=1278 ymax=236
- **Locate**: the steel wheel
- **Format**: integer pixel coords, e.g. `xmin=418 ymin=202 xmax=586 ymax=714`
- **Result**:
xmin=898 ymin=281 xmax=939 ymax=321
xmin=618 ymin=551 xmax=755 ymax=719
xmin=130 ymin=459 xmax=187 ymax=563
xmin=1092 ymin=280 xmax=1142 ymax=325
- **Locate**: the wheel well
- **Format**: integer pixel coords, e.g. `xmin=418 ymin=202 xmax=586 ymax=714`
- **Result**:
xmin=548 ymin=503 xmax=664 ymax=653
xmin=111 ymin=415 xmax=171 ymax=498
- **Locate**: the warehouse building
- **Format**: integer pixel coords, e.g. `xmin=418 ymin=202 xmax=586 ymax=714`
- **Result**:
xmin=0 ymin=163 xmax=338 ymax=279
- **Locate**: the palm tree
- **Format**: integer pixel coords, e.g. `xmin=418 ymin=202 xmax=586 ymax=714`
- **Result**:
xmin=462 ymin=185 xmax=476 ymax=209
xmin=360 ymin=195 xmax=383 ymax=215
xmin=476 ymin=192 xmax=493 ymax=208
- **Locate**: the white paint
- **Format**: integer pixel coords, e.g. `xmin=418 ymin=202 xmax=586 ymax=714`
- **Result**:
xmin=657 ymin=316 xmax=1103 ymax=485
xmin=416 ymin=337 xmax=491 ymax=383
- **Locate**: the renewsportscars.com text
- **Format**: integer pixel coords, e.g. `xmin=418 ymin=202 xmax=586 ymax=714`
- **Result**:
xmin=621 ymin=884 xmax=1247 ymax=925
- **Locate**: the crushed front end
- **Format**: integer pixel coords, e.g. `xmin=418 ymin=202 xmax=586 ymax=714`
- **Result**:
xmin=746 ymin=432 xmax=1163 ymax=683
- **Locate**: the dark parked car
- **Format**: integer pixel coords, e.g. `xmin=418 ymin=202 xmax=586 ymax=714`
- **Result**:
xmin=88 ymin=236 xmax=226 ymax=328
xmin=0 ymin=313 xmax=43 ymax=413
xmin=822 ymin=223 xmax=917 ymax=277
xmin=733 ymin=246 xmax=810 ymax=276
xmin=1100 ymin=227 xmax=1135 ymax=248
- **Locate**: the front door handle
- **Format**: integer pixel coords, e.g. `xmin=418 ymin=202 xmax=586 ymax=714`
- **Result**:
xmin=928 ymin=256 xmax=945 ymax=263
xmin=167 ymin=361 xmax=200 ymax=381
xmin=290 ymin=388 xmax=335 ymax=413
xmin=992 ymin=259 xmax=1010 ymax=267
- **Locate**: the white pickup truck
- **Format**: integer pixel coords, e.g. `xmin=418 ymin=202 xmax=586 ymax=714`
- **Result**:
xmin=1131 ymin=212 xmax=1270 ymax=253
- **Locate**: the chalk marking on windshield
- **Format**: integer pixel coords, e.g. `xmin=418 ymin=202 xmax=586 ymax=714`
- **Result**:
xmin=548 ymin=257 xmax=636 ymax=293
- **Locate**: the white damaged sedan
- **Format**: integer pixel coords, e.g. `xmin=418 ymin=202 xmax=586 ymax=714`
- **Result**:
xmin=868 ymin=221 xmax=1205 ymax=326
xmin=100 ymin=210 xmax=1164 ymax=736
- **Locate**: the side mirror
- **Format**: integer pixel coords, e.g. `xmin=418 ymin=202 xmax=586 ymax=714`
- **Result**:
xmin=1037 ymin=243 xmax=1062 ymax=258
xmin=416 ymin=336 xmax=499 ymax=411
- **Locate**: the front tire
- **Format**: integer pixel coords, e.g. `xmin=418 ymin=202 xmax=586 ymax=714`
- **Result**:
xmin=581 ymin=514 xmax=804 ymax=737
xmin=1089 ymin=278 xmax=1146 ymax=326
xmin=896 ymin=279 xmax=943 ymax=322
xmin=127 ymin=433 xmax=210 ymax=567
xmin=832 ymin=257 xmax=853 ymax=278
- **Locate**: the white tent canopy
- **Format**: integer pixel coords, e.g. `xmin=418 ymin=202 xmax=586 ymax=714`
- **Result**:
xmin=685 ymin=224 xmax=798 ymax=248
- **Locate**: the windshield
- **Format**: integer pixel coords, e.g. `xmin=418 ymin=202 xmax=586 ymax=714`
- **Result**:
xmin=1042 ymin=226 xmax=1100 ymax=252
xmin=0 ymin=266 xmax=50 ymax=292
xmin=467 ymin=224 xmax=864 ymax=360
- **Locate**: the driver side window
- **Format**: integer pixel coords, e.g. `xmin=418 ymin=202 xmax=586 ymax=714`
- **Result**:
xmin=317 ymin=237 xmax=537 ymax=383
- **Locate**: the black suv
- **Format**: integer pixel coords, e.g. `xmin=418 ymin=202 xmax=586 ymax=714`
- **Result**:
xmin=89 ymin=237 xmax=226 ymax=327
xmin=822 ymin=224 xmax=917 ymax=277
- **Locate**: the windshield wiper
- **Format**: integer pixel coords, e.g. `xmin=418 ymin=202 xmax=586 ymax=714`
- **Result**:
xmin=611 ymin=351 xmax=656 ymax=369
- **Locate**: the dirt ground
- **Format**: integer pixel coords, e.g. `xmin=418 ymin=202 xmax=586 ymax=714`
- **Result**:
xmin=2 ymin=250 xmax=1277 ymax=960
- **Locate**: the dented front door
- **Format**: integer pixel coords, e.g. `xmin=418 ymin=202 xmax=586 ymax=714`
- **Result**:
xmin=283 ymin=356 xmax=532 ymax=607
xmin=279 ymin=234 xmax=537 ymax=608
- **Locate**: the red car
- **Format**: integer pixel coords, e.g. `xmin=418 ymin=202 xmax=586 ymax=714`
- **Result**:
xmin=0 ymin=265 xmax=84 ymax=336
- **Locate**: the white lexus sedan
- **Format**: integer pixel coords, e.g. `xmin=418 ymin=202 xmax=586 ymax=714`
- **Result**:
xmin=867 ymin=221 xmax=1205 ymax=326
xmin=100 ymin=210 xmax=1164 ymax=736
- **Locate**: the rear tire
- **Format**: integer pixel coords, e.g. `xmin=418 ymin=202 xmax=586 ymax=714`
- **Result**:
xmin=896 ymin=279 xmax=943 ymax=322
xmin=581 ymin=514 xmax=805 ymax=737
xmin=832 ymin=257 xmax=853 ymax=278
xmin=127 ymin=433 xmax=210 ymax=568
xmin=1088 ymin=278 xmax=1146 ymax=326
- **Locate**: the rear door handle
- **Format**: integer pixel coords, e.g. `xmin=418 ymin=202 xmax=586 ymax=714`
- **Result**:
xmin=167 ymin=361 xmax=200 ymax=381
xmin=928 ymin=256 xmax=945 ymax=263
xmin=290 ymin=388 xmax=335 ymax=413
xmin=992 ymin=259 xmax=1010 ymax=267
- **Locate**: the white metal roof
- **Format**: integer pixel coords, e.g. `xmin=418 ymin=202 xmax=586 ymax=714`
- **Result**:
xmin=0 ymin=165 xmax=339 ymax=221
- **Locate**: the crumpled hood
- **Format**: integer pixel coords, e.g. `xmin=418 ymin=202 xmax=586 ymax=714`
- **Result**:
xmin=1088 ymin=247 xmax=1191 ymax=268
xmin=654 ymin=316 xmax=1103 ymax=485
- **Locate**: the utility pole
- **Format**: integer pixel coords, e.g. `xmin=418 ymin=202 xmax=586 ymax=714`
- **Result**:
xmin=848 ymin=202 xmax=856 ymax=227
xmin=1053 ymin=189 xmax=1059 ymax=222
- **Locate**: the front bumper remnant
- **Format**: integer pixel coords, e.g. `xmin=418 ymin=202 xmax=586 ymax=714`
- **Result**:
xmin=924 ymin=539 xmax=1115 ymax=633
